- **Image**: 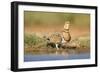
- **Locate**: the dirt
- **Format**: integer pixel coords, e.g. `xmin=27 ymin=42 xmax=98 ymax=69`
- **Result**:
xmin=25 ymin=26 xmax=90 ymax=39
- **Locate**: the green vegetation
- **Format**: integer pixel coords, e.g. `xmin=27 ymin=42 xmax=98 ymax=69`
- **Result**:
xmin=24 ymin=33 xmax=90 ymax=54
xmin=24 ymin=33 xmax=47 ymax=49
xmin=78 ymin=36 xmax=90 ymax=49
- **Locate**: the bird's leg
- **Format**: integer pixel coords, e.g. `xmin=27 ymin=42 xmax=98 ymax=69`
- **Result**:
xmin=55 ymin=44 xmax=59 ymax=50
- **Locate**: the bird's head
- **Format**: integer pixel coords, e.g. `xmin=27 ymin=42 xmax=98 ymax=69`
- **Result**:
xmin=64 ymin=21 xmax=70 ymax=30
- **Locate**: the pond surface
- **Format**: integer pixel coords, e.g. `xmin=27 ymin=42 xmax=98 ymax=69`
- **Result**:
xmin=24 ymin=53 xmax=90 ymax=62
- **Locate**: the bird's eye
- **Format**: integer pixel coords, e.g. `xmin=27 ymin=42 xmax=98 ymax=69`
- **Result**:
xmin=47 ymin=38 xmax=50 ymax=40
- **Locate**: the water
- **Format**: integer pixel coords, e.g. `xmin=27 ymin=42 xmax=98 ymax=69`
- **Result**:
xmin=24 ymin=53 xmax=90 ymax=62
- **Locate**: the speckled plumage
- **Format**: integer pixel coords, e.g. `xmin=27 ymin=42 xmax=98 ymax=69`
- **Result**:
xmin=47 ymin=33 xmax=62 ymax=50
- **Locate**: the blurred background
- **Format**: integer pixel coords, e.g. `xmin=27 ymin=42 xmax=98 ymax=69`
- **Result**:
xmin=24 ymin=11 xmax=90 ymax=27
xmin=24 ymin=11 xmax=90 ymax=39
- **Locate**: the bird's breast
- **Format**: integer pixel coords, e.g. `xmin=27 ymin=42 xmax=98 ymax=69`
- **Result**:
xmin=62 ymin=32 xmax=71 ymax=42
